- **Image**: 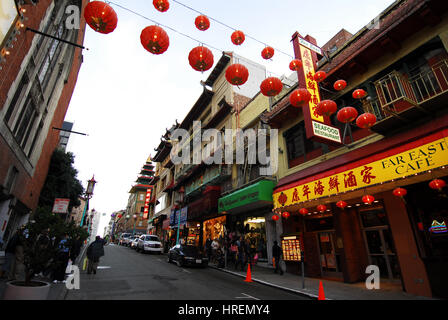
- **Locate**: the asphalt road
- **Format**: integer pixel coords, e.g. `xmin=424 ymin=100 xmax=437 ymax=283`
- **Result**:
xmin=65 ymin=243 xmax=310 ymax=300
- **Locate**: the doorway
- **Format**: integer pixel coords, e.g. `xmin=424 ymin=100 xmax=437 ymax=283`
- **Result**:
xmin=360 ymin=205 xmax=401 ymax=281
xmin=317 ymin=231 xmax=342 ymax=277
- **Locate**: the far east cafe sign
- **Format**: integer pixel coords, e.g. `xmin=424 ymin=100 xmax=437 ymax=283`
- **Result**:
xmin=274 ymin=134 xmax=448 ymax=209
xmin=292 ymin=33 xmax=342 ymax=145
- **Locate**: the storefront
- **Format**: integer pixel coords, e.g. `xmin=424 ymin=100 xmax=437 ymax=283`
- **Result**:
xmin=203 ymin=215 xmax=227 ymax=246
xmin=273 ymin=129 xmax=448 ymax=298
xmin=153 ymin=214 xmax=166 ymax=241
xmin=218 ymin=179 xmax=276 ymax=262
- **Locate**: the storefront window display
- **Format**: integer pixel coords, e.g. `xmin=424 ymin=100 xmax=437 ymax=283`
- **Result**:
xmin=186 ymin=223 xmax=201 ymax=246
xmin=240 ymin=217 xmax=268 ymax=261
xmin=203 ymin=216 xmax=226 ymax=246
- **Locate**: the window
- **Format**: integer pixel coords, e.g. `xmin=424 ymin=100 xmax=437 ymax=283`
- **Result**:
xmin=4 ymin=166 xmax=19 ymax=194
xmin=12 ymin=97 xmax=38 ymax=149
xmin=284 ymin=122 xmax=323 ymax=167
xmin=139 ymin=194 xmax=144 ymax=201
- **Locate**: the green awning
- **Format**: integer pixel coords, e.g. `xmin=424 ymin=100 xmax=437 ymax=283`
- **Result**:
xmin=218 ymin=179 xmax=276 ymax=213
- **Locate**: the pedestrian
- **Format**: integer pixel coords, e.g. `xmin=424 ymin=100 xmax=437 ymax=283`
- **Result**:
xmin=70 ymin=235 xmax=83 ymax=263
xmin=234 ymin=236 xmax=245 ymax=271
xmin=205 ymin=236 xmax=212 ymax=262
xmin=1 ymin=232 xmax=20 ymax=280
xmin=211 ymin=238 xmax=219 ymax=263
xmin=53 ymin=234 xmax=71 ymax=283
xmin=272 ymin=240 xmax=284 ymax=275
xmin=86 ymin=236 xmax=105 ymax=275
xmin=243 ymin=238 xmax=252 ymax=270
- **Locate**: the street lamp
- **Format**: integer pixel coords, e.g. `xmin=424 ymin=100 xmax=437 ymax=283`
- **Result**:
xmin=176 ymin=186 xmax=185 ymax=245
xmin=80 ymin=175 xmax=97 ymax=227
xmin=133 ymin=214 xmax=137 ymax=235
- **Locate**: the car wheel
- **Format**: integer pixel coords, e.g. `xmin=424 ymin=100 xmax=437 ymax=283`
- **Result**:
xmin=176 ymin=258 xmax=184 ymax=267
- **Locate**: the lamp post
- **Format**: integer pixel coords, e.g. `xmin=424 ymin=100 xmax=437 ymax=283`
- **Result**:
xmin=80 ymin=175 xmax=97 ymax=227
xmin=133 ymin=214 xmax=137 ymax=235
xmin=176 ymin=186 xmax=185 ymax=245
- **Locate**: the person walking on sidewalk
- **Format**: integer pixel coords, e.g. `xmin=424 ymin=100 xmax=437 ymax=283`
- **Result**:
xmin=272 ymin=241 xmax=284 ymax=275
xmin=86 ymin=236 xmax=105 ymax=275
xmin=53 ymin=234 xmax=71 ymax=283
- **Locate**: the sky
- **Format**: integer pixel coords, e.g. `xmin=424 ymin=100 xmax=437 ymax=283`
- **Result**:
xmin=64 ymin=0 xmax=396 ymax=233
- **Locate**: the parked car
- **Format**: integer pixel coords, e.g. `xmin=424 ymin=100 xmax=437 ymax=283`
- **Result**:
xmin=137 ymin=235 xmax=163 ymax=254
xmin=167 ymin=244 xmax=208 ymax=268
xmin=130 ymin=236 xmax=140 ymax=249
xmin=119 ymin=233 xmax=132 ymax=246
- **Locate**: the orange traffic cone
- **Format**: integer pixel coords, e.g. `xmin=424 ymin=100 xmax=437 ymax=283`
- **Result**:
xmin=318 ymin=281 xmax=325 ymax=300
xmin=244 ymin=263 xmax=253 ymax=282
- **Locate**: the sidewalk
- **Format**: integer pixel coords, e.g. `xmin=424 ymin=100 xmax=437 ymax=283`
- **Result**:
xmin=208 ymin=260 xmax=436 ymax=300
xmin=0 ymin=243 xmax=88 ymax=300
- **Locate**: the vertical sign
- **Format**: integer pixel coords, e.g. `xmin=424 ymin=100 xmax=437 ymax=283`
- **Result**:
xmin=292 ymin=32 xmax=341 ymax=145
xmin=143 ymin=186 xmax=153 ymax=219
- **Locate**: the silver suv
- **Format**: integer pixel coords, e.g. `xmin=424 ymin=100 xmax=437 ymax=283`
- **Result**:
xmin=137 ymin=235 xmax=163 ymax=254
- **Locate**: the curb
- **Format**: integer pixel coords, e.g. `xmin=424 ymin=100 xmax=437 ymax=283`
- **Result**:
xmin=208 ymin=265 xmax=326 ymax=300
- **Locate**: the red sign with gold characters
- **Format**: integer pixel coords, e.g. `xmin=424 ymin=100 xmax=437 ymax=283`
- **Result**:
xmin=143 ymin=186 xmax=153 ymax=219
xmin=291 ymin=32 xmax=341 ymax=145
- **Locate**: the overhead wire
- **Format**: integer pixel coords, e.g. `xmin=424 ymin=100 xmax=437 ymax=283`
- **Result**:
xmin=106 ymin=1 xmax=289 ymax=79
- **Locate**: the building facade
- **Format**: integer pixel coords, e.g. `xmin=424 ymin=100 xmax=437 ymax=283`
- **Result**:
xmin=264 ymin=0 xmax=448 ymax=298
xmin=0 ymin=0 xmax=88 ymax=246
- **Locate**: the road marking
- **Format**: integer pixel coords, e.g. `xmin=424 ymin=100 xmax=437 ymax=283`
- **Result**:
xmin=97 ymin=266 xmax=111 ymax=269
xmin=182 ymin=269 xmax=191 ymax=274
xmin=235 ymin=293 xmax=260 ymax=300
xmin=157 ymin=259 xmax=162 ymax=262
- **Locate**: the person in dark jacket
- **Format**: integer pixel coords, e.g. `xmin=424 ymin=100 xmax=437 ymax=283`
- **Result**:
xmin=272 ymin=241 xmax=283 ymax=275
xmin=87 ymin=236 xmax=105 ymax=275
xmin=53 ymin=234 xmax=71 ymax=283
xmin=70 ymin=235 xmax=83 ymax=263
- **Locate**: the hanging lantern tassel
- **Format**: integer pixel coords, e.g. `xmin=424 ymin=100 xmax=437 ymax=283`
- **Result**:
xmin=393 ymin=187 xmax=407 ymax=204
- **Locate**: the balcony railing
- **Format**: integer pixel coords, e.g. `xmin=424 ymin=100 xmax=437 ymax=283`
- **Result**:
xmin=409 ymin=59 xmax=448 ymax=103
xmin=374 ymin=59 xmax=448 ymax=116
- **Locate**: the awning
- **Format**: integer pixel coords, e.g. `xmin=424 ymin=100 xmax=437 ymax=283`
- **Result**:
xmin=218 ymin=179 xmax=276 ymax=214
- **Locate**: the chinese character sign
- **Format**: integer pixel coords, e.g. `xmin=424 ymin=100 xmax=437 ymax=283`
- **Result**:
xmin=273 ymin=137 xmax=448 ymax=208
xmin=299 ymin=45 xmax=324 ymax=123
xmin=143 ymin=187 xmax=153 ymax=219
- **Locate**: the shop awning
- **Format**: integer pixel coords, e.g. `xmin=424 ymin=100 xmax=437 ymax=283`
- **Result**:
xmin=218 ymin=179 xmax=276 ymax=214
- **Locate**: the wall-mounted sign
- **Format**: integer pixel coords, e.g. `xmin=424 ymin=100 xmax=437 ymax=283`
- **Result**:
xmin=52 ymin=198 xmax=70 ymax=214
xmin=429 ymin=220 xmax=447 ymax=234
xmin=143 ymin=186 xmax=153 ymax=219
xmin=292 ymin=32 xmax=341 ymax=146
xmin=274 ymin=135 xmax=448 ymax=209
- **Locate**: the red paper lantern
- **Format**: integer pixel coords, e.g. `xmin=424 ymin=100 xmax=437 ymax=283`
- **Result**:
xmin=117 ymin=214 xmax=122 ymax=218
xmin=225 ymin=64 xmax=249 ymax=86
xmin=289 ymin=59 xmax=302 ymax=71
xmin=317 ymin=205 xmax=327 ymax=212
xmin=393 ymin=187 xmax=407 ymax=197
xmin=260 ymin=77 xmax=283 ymax=97
xmin=261 ymin=46 xmax=274 ymax=59
xmin=153 ymin=0 xmax=169 ymax=12
xmin=429 ymin=179 xmax=446 ymax=190
xmin=188 ymin=46 xmax=214 ymax=72
xmin=315 ymin=100 xmax=337 ymax=117
xmin=84 ymin=1 xmax=118 ymax=34
xmin=362 ymin=195 xmax=375 ymax=204
xmin=272 ymin=214 xmax=280 ymax=221
xmin=282 ymin=212 xmax=290 ymax=219
xmin=140 ymin=25 xmax=170 ymax=55
xmin=314 ymin=71 xmax=326 ymax=83
xmin=231 ymin=30 xmax=245 ymax=45
xmin=289 ymin=88 xmax=311 ymax=107
xmin=334 ymin=80 xmax=347 ymax=91
xmin=299 ymin=208 xmax=309 ymax=215
xmin=352 ymin=88 xmax=367 ymax=99
xmin=195 ymin=15 xmax=210 ymax=31
xmin=356 ymin=113 xmax=377 ymax=129
xmin=337 ymin=106 xmax=358 ymax=123
xmin=336 ymin=201 xmax=348 ymax=209
xmin=278 ymin=192 xmax=287 ymax=206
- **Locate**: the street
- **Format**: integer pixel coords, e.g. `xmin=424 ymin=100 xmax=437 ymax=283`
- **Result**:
xmin=65 ymin=244 xmax=310 ymax=300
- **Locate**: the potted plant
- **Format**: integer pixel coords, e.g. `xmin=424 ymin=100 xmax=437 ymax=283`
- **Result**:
xmin=2 ymin=207 xmax=87 ymax=300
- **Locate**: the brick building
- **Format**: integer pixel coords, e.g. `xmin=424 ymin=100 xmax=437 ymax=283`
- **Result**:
xmin=0 ymin=0 xmax=88 ymax=246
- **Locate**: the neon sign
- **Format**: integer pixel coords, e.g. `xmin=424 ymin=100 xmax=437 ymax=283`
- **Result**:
xmin=429 ymin=220 xmax=448 ymax=234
